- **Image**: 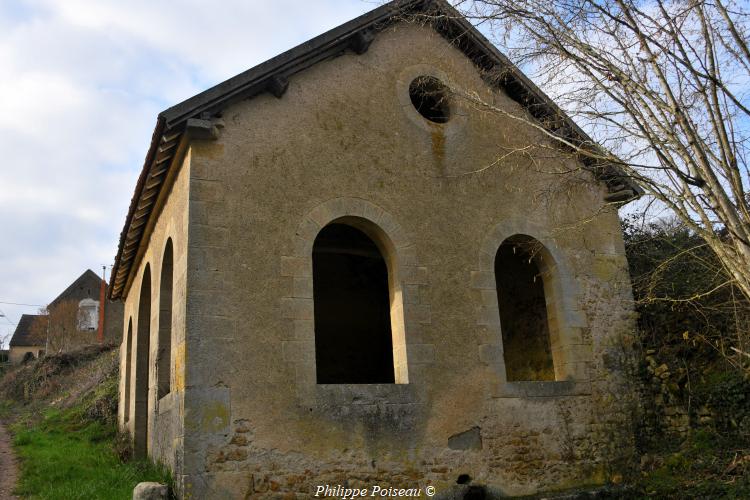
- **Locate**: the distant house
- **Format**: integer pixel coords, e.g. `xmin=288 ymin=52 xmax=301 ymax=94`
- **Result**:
xmin=8 ymin=314 xmax=45 ymax=363
xmin=1 ymin=349 xmax=10 ymax=363
xmin=47 ymin=269 xmax=124 ymax=344
xmin=8 ymin=270 xmax=124 ymax=363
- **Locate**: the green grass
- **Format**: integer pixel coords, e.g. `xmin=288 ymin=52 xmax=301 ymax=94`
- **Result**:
xmin=11 ymin=408 xmax=171 ymax=500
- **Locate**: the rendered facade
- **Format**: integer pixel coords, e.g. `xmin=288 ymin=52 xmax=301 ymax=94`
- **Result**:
xmin=111 ymin=1 xmax=640 ymax=497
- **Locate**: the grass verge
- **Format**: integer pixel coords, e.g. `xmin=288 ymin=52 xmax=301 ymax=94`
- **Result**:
xmin=0 ymin=346 xmax=172 ymax=499
xmin=11 ymin=407 xmax=171 ymax=499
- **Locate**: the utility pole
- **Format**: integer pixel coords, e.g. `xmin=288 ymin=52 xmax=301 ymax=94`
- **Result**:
xmin=45 ymin=311 xmax=50 ymax=356
xmin=98 ymin=265 xmax=107 ymax=344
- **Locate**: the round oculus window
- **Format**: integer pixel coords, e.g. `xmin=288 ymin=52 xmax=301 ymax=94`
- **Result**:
xmin=408 ymin=75 xmax=451 ymax=123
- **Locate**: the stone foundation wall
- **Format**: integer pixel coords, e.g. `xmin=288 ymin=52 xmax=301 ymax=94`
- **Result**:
xmin=638 ymin=349 xmax=750 ymax=440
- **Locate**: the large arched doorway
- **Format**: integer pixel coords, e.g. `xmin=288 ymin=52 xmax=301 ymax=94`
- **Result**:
xmin=158 ymin=240 xmax=173 ymax=399
xmin=134 ymin=265 xmax=151 ymax=457
xmin=124 ymin=318 xmax=133 ymax=422
xmin=312 ymin=223 xmax=395 ymax=383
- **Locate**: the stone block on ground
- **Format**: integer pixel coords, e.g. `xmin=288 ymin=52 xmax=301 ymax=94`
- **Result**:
xmin=133 ymin=482 xmax=169 ymax=500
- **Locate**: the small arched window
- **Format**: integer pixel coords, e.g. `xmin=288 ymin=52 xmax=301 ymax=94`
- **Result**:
xmin=312 ymin=223 xmax=395 ymax=384
xmin=495 ymin=235 xmax=556 ymax=381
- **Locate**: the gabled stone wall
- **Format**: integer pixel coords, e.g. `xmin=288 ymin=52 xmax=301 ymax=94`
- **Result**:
xmin=170 ymin=21 xmax=638 ymax=498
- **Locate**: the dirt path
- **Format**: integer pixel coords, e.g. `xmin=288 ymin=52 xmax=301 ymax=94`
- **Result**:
xmin=0 ymin=421 xmax=18 ymax=499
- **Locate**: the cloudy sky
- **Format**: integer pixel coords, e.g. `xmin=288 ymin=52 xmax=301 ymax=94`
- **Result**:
xmin=0 ymin=0 xmax=384 ymax=347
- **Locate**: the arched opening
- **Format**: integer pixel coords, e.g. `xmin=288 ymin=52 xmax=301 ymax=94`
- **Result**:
xmin=134 ymin=265 xmax=151 ymax=457
xmin=495 ymin=235 xmax=556 ymax=381
xmin=313 ymin=223 xmax=396 ymax=383
xmin=124 ymin=318 xmax=133 ymax=422
xmin=157 ymin=240 xmax=173 ymax=399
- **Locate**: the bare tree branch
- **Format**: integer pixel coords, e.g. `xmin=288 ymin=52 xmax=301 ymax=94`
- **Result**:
xmin=451 ymin=0 xmax=750 ymax=300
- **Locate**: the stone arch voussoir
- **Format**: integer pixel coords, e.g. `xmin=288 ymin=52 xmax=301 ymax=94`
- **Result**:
xmin=473 ymin=219 xmax=591 ymax=391
xmin=281 ymin=197 xmax=432 ymax=398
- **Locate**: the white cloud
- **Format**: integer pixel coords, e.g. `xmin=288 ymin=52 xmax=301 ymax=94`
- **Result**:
xmin=0 ymin=0 xmax=374 ymax=346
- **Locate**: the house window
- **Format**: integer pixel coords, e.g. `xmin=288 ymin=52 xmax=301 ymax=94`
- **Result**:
xmin=313 ymin=223 xmax=395 ymax=384
xmin=78 ymin=298 xmax=99 ymax=331
xmin=495 ymin=235 xmax=556 ymax=381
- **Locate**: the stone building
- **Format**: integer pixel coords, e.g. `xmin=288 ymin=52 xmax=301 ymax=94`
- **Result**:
xmin=46 ymin=269 xmax=124 ymax=346
xmin=110 ymin=1 xmax=640 ymax=497
xmin=8 ymin=314 xmax=45 ymax=364
xmin=8 ymin=270 xmax=124 ymax=363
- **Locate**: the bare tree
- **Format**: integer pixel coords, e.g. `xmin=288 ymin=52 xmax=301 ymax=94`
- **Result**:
xmin=0 ymin=332 xmax=10 ymax=363
xmin=31 ymin=300 xmax=91 ymax=354
xmin=449 ymin=0 xmax=750 ymax=301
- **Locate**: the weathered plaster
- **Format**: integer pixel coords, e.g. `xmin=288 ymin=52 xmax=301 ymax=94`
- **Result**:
xmin=120 ymin=21 xmax=637 ymax=498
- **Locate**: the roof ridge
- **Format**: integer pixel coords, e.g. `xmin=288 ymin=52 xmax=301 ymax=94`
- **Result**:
xmin=50 ymin=269 xmax=103 ymax=307
xmin=9 ymin=313 xmax=44 ymax=347
xmin=109 ymin=0 xmax=640 ymax=300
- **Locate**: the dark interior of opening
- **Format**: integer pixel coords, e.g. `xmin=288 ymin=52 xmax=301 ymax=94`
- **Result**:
xmin=313 ymin=223 xmax=394 ymax=384
xmin=134 ymin=267 xmax=151 ymax=457
xmin=495 ymin=238 xmax=555 ymax=381
xmin=409 ymin=76 xmax=450 ymax=123
xmin=157 ymin=240 xmax=173 ymax=399
xmin=156 ymin=238 xmax=173 ymax=399
xmin=124 ymin=319 xmax=132 ymax=421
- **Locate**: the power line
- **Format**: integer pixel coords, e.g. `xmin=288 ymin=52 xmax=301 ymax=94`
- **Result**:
xmin=0 ymin=307 xmax=17 ymax=326
xmin=0 ymin=301 xmax=44 ymax=307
